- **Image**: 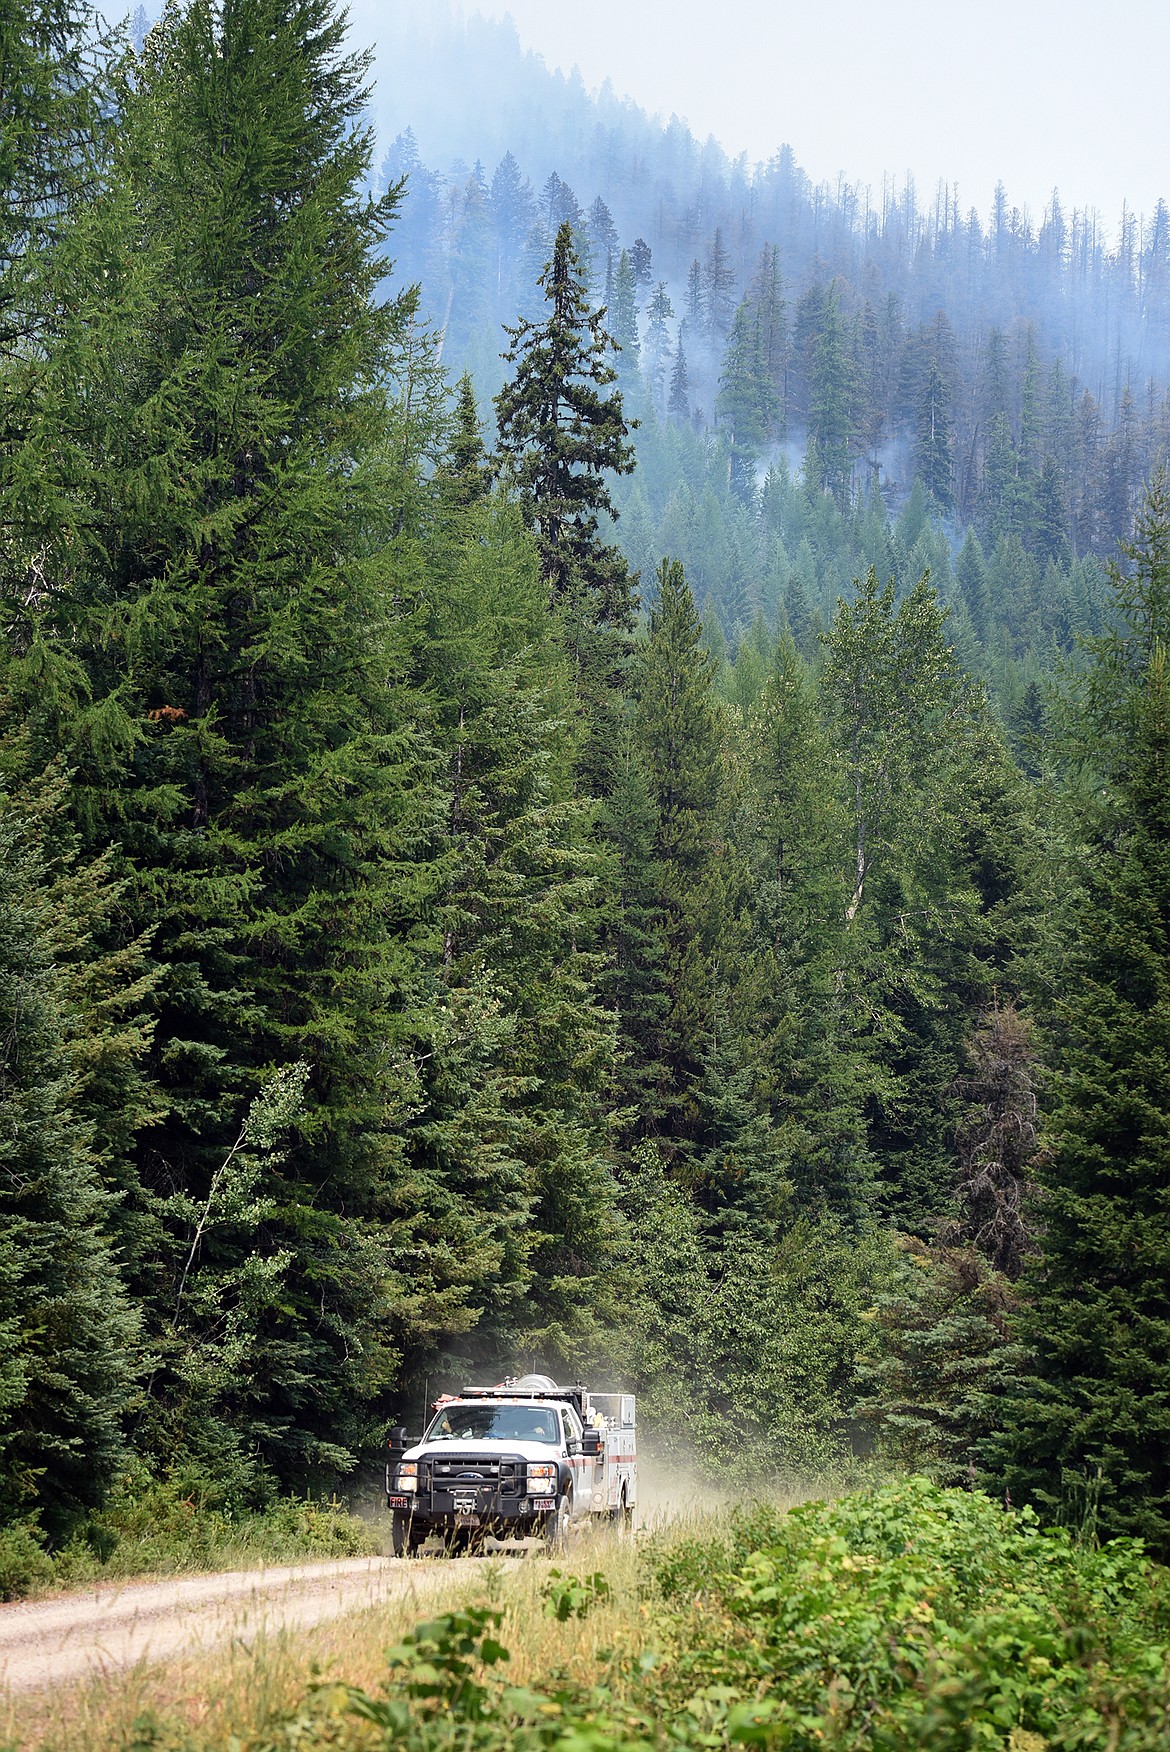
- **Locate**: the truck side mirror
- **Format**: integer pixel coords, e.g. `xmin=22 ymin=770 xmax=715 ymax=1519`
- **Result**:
xmin=582 ymin=1428 xmax=602 ymax=1457
xmin=386 ymin=1425 xmax=410 ymax=1454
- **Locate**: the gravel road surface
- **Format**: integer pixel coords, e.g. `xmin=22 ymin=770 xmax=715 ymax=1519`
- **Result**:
xmin=0 ymin=1557 xmax=460 ymax=1692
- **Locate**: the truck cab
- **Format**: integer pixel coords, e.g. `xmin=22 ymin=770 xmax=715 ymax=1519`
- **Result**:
xmin=385 ymin=1373 xmax=634 ymax=1554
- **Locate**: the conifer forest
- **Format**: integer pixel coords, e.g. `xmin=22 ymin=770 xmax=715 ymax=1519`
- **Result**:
xmin=6 ymin=0 xmax=1170 ymax=1575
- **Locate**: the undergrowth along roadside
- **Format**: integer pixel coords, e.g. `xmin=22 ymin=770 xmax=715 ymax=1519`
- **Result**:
xmin=0 ymin=1469 xmax=380 ymax=1602
xmin=7 ymin=1481 xmax=1170 ymax=1750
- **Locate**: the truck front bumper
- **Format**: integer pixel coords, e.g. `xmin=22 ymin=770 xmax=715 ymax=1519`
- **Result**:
xmin=387 ymin=1491 xmax=554 ymax=1529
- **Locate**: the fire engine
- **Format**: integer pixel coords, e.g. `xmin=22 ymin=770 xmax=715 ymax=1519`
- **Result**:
xmin=385 ymin=1373 xmax=637 ymax=1554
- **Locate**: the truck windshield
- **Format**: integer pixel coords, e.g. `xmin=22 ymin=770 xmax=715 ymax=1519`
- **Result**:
xmin=425 ymin=1404 xmax=558 ymax=1444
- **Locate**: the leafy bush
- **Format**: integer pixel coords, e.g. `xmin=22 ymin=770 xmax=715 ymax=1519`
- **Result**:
xmin=542 ymin=1567 xmax=613 ymax=1621
xmin=0 ymin=1518 xmax=53 ymax=1601
xmin=63 ymin=1481 xmax=1170 ymax=1750
xmin=646 ymin=1477 xmax=1170 ymax=1749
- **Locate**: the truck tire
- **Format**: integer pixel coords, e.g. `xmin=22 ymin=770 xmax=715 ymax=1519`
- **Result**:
xmin=544 ymin=1490 xmax=572 ymax=1552
xmin=611 ymin=1487 xmax=634 ymax=1535
xmin=391 ymin=1509 xmax=424 ymax=1557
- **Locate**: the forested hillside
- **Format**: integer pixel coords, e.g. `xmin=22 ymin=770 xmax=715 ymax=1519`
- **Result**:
xmin=4 ymin=0 xmax=1170 ymax=1591
xmin=372 ymin=7 xmax=1170 ymax=719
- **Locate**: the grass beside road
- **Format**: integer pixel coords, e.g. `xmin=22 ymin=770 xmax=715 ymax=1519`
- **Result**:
xmin=9 ymin=1481 xmax=1170 ymax=1750
xmin=0 ymin=1530 xmax=647 ymax=1752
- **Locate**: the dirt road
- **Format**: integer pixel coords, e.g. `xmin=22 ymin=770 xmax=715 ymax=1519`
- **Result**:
xmin=0 ymin=1556 xmax=464 ymax=1693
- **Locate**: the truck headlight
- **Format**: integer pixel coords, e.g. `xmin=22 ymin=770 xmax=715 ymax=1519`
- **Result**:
xmin=395 ymin=1463 xmax=418 ymax=1493
xmin=527 ymin=1463 xmax=557 ymax=1496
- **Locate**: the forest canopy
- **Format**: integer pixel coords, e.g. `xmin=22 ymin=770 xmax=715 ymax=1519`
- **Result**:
xmin=3 ymin=0 xmax=1170 ymax=1576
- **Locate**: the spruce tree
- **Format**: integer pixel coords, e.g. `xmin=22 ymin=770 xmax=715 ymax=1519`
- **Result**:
xmin=409 ymin=473 xmax=622 ymax=1379
xmin=668 ymin=335 xmax=691 ymax=424
xmin=630 ymin=558 xmax=724 ymax=1146
xmin=494 ymin=221 xmax=637 ymax=627
xmin=0 ymin=771 xmax=143 ymax=1537
xmin=609 ymin=248 xmax=640 ymax=384
xmin=990 ymin=474 xmax=1170 ymax=1553
xmin=19 ymin=0 xmax=449 ymax=1490
xmin=494 ymin=219 xmax=639 ymax=799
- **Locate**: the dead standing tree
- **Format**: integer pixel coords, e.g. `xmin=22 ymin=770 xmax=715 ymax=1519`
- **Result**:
xmin=947 ymin=1001 xmax=1040 ymax=1279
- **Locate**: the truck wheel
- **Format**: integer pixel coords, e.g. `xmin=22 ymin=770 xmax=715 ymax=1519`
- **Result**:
xmin=544 ymin=1491 xmax=572 ymax=1552
xmin=391 ymin=1509 xmax=422 ymax=1557
xmin=610 ymin=1487 xmax=633 ymax=1535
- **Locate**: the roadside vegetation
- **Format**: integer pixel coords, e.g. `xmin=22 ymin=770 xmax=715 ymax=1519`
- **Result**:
xmin=0 ymin=1471 xmax=379 ymax=1603
xmin=6 ymin=1481 xmax=1170 ymax=1752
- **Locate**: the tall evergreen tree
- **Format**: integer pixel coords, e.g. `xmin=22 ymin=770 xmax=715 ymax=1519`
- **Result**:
xmin=494 ymin=220 xmax=638 ymax=794
xmin=668 ymin=334 xmax=691 ymax=424
xmin=15 ymin=0 xmax=453 ymax=1491
xmin=644 ymin=281 xmax=674 ymax=414
xmin=991 ymin=474 xmax=1170 ymax=1554
xmin=609 ymin=247 xmax=640 ymax=384
xmin=805 ymin=289 xmax=854 ymax=504
xmin=631 ymin=559 xmax=723 ymax=1145
xmin=0 ymin=770 xmax=145 ymax=1538
xmin=0 ymin=0 xmax=111 ymax=357
xmin=494 ymin=222 xmax=636 ymax=618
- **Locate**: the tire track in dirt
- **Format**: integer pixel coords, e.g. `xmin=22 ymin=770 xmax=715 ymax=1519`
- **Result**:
xmin=0 ymin=1556 xmax=468 ymax=1692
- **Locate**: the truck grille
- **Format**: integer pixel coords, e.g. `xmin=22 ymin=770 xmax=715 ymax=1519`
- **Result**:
xmin=422 ymin=1455 xmax=523 ymax=1495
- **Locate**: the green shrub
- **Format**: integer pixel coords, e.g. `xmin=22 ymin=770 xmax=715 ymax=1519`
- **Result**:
xmin=0 ymin=1519 xmax=53 ymax=1600
xmin=24 ymin=1465 xmax=380 ymax=1595
xmin=646 ymin=1477 xmax=1170 ymax=1749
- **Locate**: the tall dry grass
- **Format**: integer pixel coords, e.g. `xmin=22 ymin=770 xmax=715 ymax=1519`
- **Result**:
xmin=0 ymin=1493 xmax=805 ymax=1750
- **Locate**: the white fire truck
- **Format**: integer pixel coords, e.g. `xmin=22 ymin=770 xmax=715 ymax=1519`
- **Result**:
xmin=385 ymin=1374 xmax=637 ymax=1554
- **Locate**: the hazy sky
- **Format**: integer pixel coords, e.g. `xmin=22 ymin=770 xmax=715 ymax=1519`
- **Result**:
xmin=464 ymin=0 xmax=1168 ymax=230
